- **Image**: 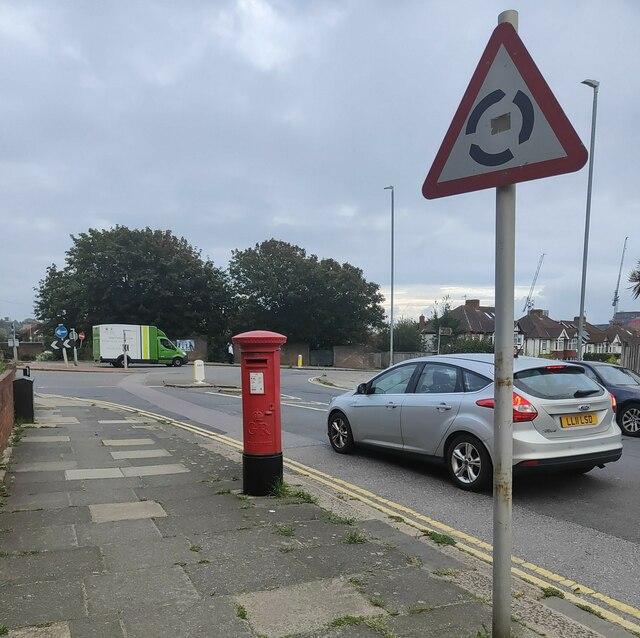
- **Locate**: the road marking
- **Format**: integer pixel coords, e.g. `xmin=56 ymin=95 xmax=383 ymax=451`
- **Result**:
xmin=205 ymin=391 xmax=328 ymax=412
xmin=41 ymin=393 xmax=640 ymax=633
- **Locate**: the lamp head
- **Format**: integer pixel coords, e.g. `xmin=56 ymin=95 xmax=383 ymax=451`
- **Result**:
xmin=582 ymin=79 xmax=599 ymax=89
xmin=384 ymin=185 xmax=394 ymax=190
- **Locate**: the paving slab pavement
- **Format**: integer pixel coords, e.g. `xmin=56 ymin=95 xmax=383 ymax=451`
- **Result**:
xmin=0 ymin=396 xmax=635 ymax=637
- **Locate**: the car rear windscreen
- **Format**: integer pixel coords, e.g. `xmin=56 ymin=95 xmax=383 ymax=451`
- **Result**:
xmin=514 ymin=366 xmax=604 ymax=400
xmin=594 ymin=365 xmax=640 ymax=386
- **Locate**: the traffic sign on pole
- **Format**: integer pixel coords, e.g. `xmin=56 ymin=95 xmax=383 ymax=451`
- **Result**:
xmin=55 ymin=325 xmax=68 ymax=340
xmin=423 ymin=21 xmax=588 ymax=199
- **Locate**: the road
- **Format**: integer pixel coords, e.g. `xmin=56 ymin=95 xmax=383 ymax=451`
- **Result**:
xmin=32 ymin=364 xmax=640 ymax=616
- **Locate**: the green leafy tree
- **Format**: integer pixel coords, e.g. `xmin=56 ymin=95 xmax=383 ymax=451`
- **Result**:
xmin=429 ymin=296 xmax=460 ymax=336
xmin=630 ymin=260 xmax=640 ymax=299
xmin=374 ymin=317 xmax=423 ymax=352
xmin=229 ymin=239 xmax=384 ymax=347
xmin=35 ymin=226 xmax=230 ymax=339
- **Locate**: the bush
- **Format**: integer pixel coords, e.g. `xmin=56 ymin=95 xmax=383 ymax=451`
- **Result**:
xmin=36 ymin=350 xmax=55 ymax=362
xmin=584 ymin=353 xmax=620 ymax=364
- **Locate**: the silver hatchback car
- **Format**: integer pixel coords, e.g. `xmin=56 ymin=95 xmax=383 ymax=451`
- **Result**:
xmin=327 ymin=354 xmax=622 ymax=491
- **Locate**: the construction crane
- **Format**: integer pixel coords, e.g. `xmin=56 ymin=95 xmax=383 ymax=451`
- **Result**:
xmin=523 ymin=253 xmax=545 ymax=313
xmin=612 ymin=236 xmax=628 ymax=319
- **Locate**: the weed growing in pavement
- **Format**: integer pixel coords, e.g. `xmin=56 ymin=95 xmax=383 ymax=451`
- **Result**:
xmin=473 ymin=627 xmax=490 ymax=638
xmin=174 ymin=561 xmax=187 ymax=567
xmin=422 ymin=530 xmax=456 ymax=546
xmin=0 ymin=624 xmax=8 ymax=635
xmin=369 ymin=597 xmax=386 ymax=609
xmin=11 ymin=424 xmax=24 ymax=444
xmin=20 ymin=550 xmax=39 ymax=556
xmin=364 ymin=616 xmax=395 ymax=637
xmin=575 ymin=603 xmax=605 ymax=619
xmin=215 ymin=489 xmax=231 ymax=495
xmin=329 ymin=616 xmax=365 ymax=627
xmin=343 ymin=530 xmax=368 ymax=545
xmin=327 ymin=513 xmax=355 ymax=526
xmin=236 ymin=494 xmax=249 ymax=500
xmin=198 ymin=559 xmax=210 ymax=564
xmin=348 ymin=577 xmax=366 ymax=592
xmin=274 ymin=524 xmax=295 ymax=537
xmin=541 ymin=586 xmax=565 ymax=599
xmin=388 ymin=515 xmax=404 ymax=523
xmin=269 ymin=479 xmax=317 ymax=504
xmin=235 ymin=604 xmax=248 ymax=620
xmin=35 ymin=622 xmax=54 ymax=628
xmin=278 ymin=546 xmax=294 ymax=553
xmin=405 ymin=555 xmax=423 ymax=567
xmin=433 ymin=568 xmax=459 ymax=577
xmin=189 ymin=545 xmax=202 ymax=553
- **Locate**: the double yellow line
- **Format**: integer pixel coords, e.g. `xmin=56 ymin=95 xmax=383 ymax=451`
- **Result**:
xmin=46 ymin=394 xmax=640 ymax=634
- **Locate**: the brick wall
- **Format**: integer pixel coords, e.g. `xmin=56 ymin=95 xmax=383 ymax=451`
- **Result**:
xmin=0 ymin=368 xmax=15 ymax=452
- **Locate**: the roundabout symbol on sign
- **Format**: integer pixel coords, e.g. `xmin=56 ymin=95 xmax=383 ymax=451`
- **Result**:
xmin=466 ymin=89 xmax=534 ymax=167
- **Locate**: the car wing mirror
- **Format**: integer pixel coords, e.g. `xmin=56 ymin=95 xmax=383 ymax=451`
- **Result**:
xmin=356 ymin=382 xmax=369 ymax=395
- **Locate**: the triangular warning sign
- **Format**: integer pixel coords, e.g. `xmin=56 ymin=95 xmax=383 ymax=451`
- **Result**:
xmin=423 ymin=22 xmax=588 ymax=199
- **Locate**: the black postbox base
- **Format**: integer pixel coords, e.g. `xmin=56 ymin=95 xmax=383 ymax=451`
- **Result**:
xmin=243 ymin=452 xmax=283 ymax=496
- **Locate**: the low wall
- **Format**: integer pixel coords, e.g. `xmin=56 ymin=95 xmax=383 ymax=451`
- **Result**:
xmin=0 ymin=368 xmax=15 ymax=452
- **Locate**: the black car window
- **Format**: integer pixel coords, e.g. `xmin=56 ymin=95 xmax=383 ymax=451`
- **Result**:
xmin=415 ymin=364 xmax=460 ymax=394
xmin=369 ymin=364 xmax=419 ymax=395
xmin=160 ymin=339 xmax=176 ymax=350
xmin=594 ymin=365 xmax=640 ymax=386
xmin=463 ymin=369 xmax=491 ymax=392
xmin=514 ymin=366 xmax=603 ymax=400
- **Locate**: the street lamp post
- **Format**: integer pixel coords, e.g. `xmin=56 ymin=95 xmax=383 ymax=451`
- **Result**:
xmin=577 ymin=79 xmax=599 ymax=360
xmin=384 ymin=185 xmax=394 ymax=366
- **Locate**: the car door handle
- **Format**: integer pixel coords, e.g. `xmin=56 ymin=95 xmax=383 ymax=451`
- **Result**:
xmin=436 ymin=403 xmax=452 ymax=411
xmin=386 ymin=402 xmax=398 ymax=409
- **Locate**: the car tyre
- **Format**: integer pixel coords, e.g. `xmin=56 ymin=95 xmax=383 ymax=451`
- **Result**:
xmin=328 ymin=412 xmax=355 ymax=454
xmin=619 ymin=404 xmax=640 ymax=437
xmin=172 ymin=358 xmax=183 ymax=367
xmin=446 ymin=434 xmax=492 ymax=492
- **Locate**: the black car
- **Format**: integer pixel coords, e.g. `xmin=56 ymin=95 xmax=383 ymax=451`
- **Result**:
xmin=573 ymin=361 xmax=640 ymax=437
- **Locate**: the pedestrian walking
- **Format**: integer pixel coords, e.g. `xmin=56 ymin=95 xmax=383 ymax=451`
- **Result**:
xmin=226 ymin=342 xmax=234 ymax=364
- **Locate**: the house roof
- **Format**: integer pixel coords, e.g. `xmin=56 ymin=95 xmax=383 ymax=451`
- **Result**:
xmin=559 ymin=318 xmax=607 ymax=344
xmin=422 ymin=299 xmax=495 ymax=335
xmin=516 ymin=310 xmax=563 ymax=339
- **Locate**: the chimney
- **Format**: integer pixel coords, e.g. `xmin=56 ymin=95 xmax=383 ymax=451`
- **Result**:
xmin=530 ymin=309 xmax=545 ymax=317
xmin=419 ymin=314 xmax=426 ymax=331
xmin=465 ymin=299 xmax=480 ymax=308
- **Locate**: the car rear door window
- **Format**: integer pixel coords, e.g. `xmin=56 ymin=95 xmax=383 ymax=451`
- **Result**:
xmin=514 ymin=366 xmax=603 ymax=399
xmin=414 ymin=364 xmax=460 ymax=394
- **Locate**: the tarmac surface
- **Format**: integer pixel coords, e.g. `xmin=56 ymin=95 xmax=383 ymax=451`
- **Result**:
xmin=0 ymin=379 xmax=637 ymax=637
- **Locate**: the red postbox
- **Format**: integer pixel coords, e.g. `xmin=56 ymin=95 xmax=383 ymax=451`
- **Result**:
xmin=232 ymin=330 xmax=287 ymax=496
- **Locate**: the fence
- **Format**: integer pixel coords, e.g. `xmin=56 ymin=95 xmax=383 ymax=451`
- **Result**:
xmin=621 ymin=342 xmax=640 ymax=374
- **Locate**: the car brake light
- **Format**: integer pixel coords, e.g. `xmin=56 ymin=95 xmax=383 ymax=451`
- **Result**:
xmin=546 ymin=365 xmax=566 ymax=370
xmin=476 ymin=392 xmax=538 ymax=422
xmin=610 ymin=392 xmax=617 ymax=413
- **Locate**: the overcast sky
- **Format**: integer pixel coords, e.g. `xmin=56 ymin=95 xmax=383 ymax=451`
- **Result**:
xmin=2 ymin=0 xmax=639 ymax=328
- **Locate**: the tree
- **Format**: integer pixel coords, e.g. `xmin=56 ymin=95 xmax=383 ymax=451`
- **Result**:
xmin=630 ymin=260 xmax=640 ymax=299
xmin=229 ymin=239 xmax=384 ymax=347
xmin=35 ymin=226 xmax=230 ymax=338
xmin=374 ymin=317 xmax=423 ymax=352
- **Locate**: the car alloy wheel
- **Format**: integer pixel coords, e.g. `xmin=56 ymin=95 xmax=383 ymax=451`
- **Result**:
xmin=173 ymin=358 xmax=183 ymax=367
xmin=620 ymin=405 xmax=640 ymax=437
xmin=328 ymin=412 xmax=355 ymax=454
xmin=447 ymin=434 xmax=491 ymax=491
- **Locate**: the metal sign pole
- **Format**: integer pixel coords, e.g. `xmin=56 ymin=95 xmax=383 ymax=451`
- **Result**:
xmin=12 ymin=321 xmax=18 ymax=363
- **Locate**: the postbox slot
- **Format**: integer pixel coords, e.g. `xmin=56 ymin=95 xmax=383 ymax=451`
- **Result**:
xmin=245 ymin=358 xmax=268 ymax=365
